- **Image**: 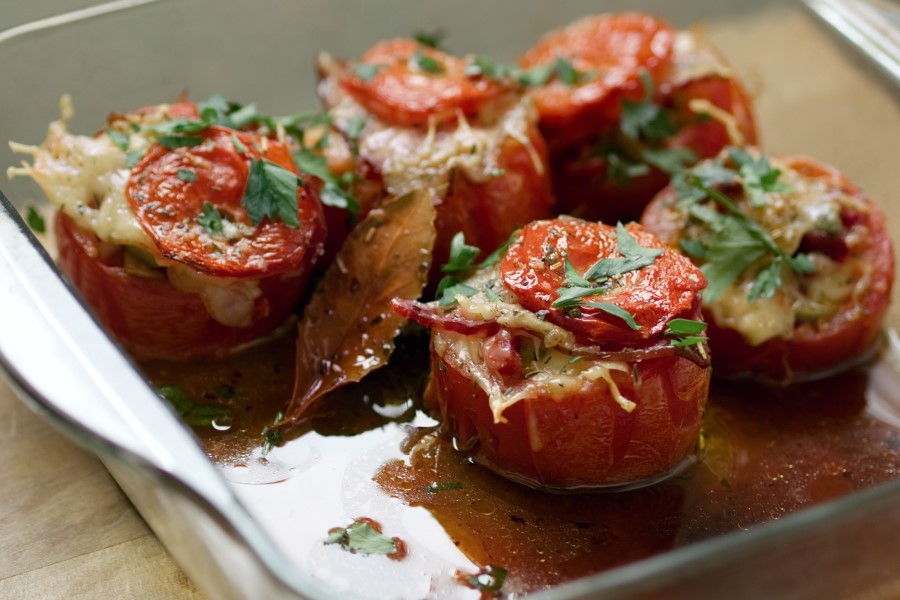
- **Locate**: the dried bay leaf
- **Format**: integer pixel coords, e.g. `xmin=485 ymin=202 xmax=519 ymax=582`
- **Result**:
xmin=283 ymin=190 xmax=436 ymax=423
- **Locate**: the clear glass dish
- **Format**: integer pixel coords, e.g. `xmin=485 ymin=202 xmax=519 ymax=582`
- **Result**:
xmin=1 ymin=1 xmax=899 ymax=598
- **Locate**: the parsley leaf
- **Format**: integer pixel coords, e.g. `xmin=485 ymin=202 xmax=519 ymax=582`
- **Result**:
xmin=196 ymin=202 xmax=224 ymax=234
xmin=642 ymin=147 xmax=698 ymax=175
xmin=699 ymin=216 xmax=768 ymax=302
xmin=409 ymin=50 xmax=445 ymax=74
xmin=554 ymin=56 xmax=582 ymax=85
xmin=125 ymin=150 xmax=144 ymax=167
xmin=442 ymin=232 xmax=480 ymax=274
xmin=157 ymin=384 xmax=230 ymax=427
xmin=727 ymin=147 xmax=792 ymax=206
xmin=292 ymin=150 xmax=360 ymax=213
xmin=414 ymin=29 xmax=447 ymax=49
xmin=261 ymin=411 xmax=284 ymax=456
xmin=25 ymin=206 xmax=45 ymax=233
xmin=518 ymin=64 xmax=554 ymax=86
xmin=242 ymin=158 xmax=300 ymax=228
xmin=582 ymin=222 xmax=663 ymax=280
xmin=426 ymin=481 xmax=463 ymax=494
xmin=107 ymin=128 xmax=129 ymax=152
xmin=351 ymin=63 xmax=384 ymax=82
xmin=620 ymin=71 xmax=677 ymax=143
xmin=467 ymin=566 xmax=507 ymax=593
xmin=665 ymin=318 xmax=708 ymax=347
xmin=177 ymin=168 xmax=197 ymax=182
xmin=325 ymin=520 xmax=398 ymax=556
xmin=437 ymin=280 xmax=479 ymax=306
xmin=581 ymin=301 xmax=641 ymax=330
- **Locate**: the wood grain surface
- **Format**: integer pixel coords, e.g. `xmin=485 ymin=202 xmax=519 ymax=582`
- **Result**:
xmin=0 ymin=378 xmax=203 ymax=599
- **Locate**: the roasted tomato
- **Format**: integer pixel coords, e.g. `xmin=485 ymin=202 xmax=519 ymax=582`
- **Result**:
xmin=15 ymin=99 xmax=326 ymax=360
xmin=521 ymin=14 xmax=757 ymax=223
xmin=393 ymin=217 xmax=711 ymax=490
xmin=642 ymin=152 xmax=893 ymax=383
xmin=317 ymin=39 xmax=555 ymax=288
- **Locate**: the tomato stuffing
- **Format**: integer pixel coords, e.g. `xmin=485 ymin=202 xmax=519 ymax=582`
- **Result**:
xmin=641 ymin=153 xmax=894 ymax=383
xmin=393 ymin=217 xmax=711 ymax=490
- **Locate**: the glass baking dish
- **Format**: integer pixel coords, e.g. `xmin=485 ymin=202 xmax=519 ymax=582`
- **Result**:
xmin=2 ymin=0 xmax=900 ymax=598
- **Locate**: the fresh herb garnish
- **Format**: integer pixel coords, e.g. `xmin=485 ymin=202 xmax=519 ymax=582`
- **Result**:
xmin=292 ymin=150 xmax=360 ymax=213
xmin=409 ymin=50 xmax=445 ymax=74
xmin=177 ymin=168 xmax=197 ymax=182
xmin=351 ymin=63 xmax=384 ymax=82
xmin=196 ymin=202 xmax=224 ymax=234
xmin=125 ymin=150 xmax=144 ymax=167
xmin=674 ymin=159 xmax=812 ymax=302
xmin=554 ymin=56 xmax=584 ymax=86
xmin=551 ymin=223 xmax=663 ymax=329
xmin=620 ymin=71 xmax=677 ymax=143
xmin=261 ymin=411 xmax=284 ymax=456
xmin=242 ymin=158 xmax=300 ymax=228
xmin=25 ymin=206 xmax=45 ymax=233
xmin=467 ymin=566 xmax=508 ymax=593
xmin=325 ymin=520 xmax=398 ymax=556
xmin=106 ymin=128 xmax=130 ymax=152
xmin=230 ymin=133 xmax=247 ymax=154
xmin=442 ymin=232 xmax=480 ymax=274
xmin=414 ymin=29 xmax=447 ymax=49
xmin=665 ymin=318 xmax=708 ymax=348
xmin=157 ymin=384 xmax=230 ymax=427
xmin=425 ymin=481 xmax=463 ymax=494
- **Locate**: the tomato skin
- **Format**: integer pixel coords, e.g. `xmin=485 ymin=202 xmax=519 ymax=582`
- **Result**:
xmin=428 ymin=332 xmax=710 ymax=490
xmin=519 ymin=13 xmax=675 ymax=153
xmin=642 ymin=155 xmax=894 ymax=382
xmin=128 ymin=126 xmax=326 ymax=278
xmin=500 ymin=219 xmax=707 ymax=346
xmin=428 ymin=124 xmax=555 ymax=289
xmin=521 ymin=14 xmax=757 ymax=224
xmin=340 ymin=38 xmax=508 ymax=127
xmin=55 ymin=213 xmax=311 ymax=361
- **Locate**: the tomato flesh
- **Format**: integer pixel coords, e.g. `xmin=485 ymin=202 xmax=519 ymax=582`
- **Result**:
xmin=500 ymin=219 xmax=707 ymax=346
xmin=128 ymin=126 xmax=325 ymax=278
xmin=519 ymin=13 xmax=675 ymax=152
xmin=641 ymin=155 xmax=894 ymax=382
xmin=340 ymin=38 xmax=508 ymax=127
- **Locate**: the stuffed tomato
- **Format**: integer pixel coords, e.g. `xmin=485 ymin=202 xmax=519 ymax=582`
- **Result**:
xmin=519 ymin=13 xmax=757 ymax=223
xmin=10 ymin=97 xmax=326 ymax=360
xmin=393 ymin=218 xmax=711 ymax=490
xmin=641 ymin=150 xmax=894 ymax=383
xmin=317 ymin=38 xmax=555 ymax=287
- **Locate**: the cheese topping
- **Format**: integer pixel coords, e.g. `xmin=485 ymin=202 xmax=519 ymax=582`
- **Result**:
xmin=7 ymin=96 xmax=263 ymax=328
xmin=436 ymin=265 xmax=634 ymax=421
xmin=690 ymin=158 xmax=863 ymax=345
xmin=318 ymin=57 xmax=542 ymax=196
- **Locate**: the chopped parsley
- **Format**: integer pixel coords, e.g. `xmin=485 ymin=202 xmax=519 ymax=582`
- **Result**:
xmin=554 ymin=56 xmax=584 ymax=86
xmin=674 ymin=156 xmax=813 ymax=302
xmin=106 ymin=128 xmax=130 ymax=152
xmin=665 ymin=318 xmax=708 ymax=348
xmin=620 ymin=71 xmax=678 ymax=143
xmin=325 ymin=520 xmax=398 ymax=556
xmin=441 ymin=232 xmax=480 ymax=274
xmin=176 ymin=168 xmax=197 ymax=182
xmin=242 ymin=158 xmax=300 ymax=228
xmin=196 ymin=202 xmax=224 ymax=234
xmin=467 ymin=566 xmax=507 ymax=593
xmin=409 ymin=50 xmax=445 ymax=74
xmin=261 ymin=411 xmax=284 ymax=456
xmin=292 ymin=150 xmax=360 ymax=213
xmin=425 ymin=481 xmax=463 ymax=494
xmin=414 ymin=29 xmax=447 ymax=49
xmin=25 ymin=205 xmax=45 ymax=233
xmin=552 ymin=223 xmax=663 ymax=329
xmin=125 ymin=150 xmax=144 ymax=167
xmin=157 ymin=384 xmax=230 ymax=427
xmin=351 ymin=63 xmax=384 ymax=82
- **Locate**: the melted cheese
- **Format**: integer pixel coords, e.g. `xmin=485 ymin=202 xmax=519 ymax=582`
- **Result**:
xmin=700 ymin=158 xmax=861 ymax=345
xmin=7 ymin=96 xmax=262 ymax=328
xmin=319 ymin=60 xmax=541 ymax=196
xmin=436 ymin=266 xmax=634 ymax=421
xmin=434 ymin=329 xmax=633 ymax=426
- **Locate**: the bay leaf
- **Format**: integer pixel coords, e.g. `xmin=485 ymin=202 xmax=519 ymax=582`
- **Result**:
xmin=283 ymin=190 xmax=436 ymax=423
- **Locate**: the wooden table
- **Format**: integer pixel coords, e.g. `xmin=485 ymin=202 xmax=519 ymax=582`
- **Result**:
xmin=0 ymin=378 xmax=203 ymax=599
